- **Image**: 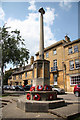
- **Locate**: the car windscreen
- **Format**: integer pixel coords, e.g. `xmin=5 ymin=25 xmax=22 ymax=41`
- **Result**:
xmin=78 ymin=85 xmax=80 ymax=87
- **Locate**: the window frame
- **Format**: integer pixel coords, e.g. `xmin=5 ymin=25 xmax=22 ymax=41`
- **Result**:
xmin=53 ymin=59 xmax=57 ymax=70
xmin=69 ymin=60 xmax=74 ymax=70
xmin=70 ymin=75 xmax=80 ymax=85
xmin=18 ymin=74 xmax=22 ymax=79
xmin=68 ymin=47 xmax=73 ymax=54
xmin=25 ymin=72 xmax=27 ymax=78
xmin=54 ymin=74 xmax=57 ymax=85
xmin=46 ymin=52 xmax=49 ymax=58
xmin=75 ymin=59 xmax=80 ymax=69
xmin=53 ymin=49 xmax=57 ymax=55
xmin=13 ymin=75 xmax=16 ymax=80
xmin=74 ymin=45 xmax=78 ymax=53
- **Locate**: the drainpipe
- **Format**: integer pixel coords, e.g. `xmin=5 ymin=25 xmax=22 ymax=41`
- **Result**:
xmin=62 ymin=62 xmax=65 ymax=90
xmin=63 ymin=45 xmax=66 ymax=91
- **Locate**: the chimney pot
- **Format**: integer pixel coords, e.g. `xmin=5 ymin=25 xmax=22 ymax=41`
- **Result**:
xmin=30 ymin=56 xmax=34 ymax=65
xmin=65 ymin=35 xmax=70 ymax=42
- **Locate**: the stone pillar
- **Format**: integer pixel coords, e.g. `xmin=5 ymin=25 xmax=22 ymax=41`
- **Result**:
xmin=39 ymin=8 xmax=45 ymax=60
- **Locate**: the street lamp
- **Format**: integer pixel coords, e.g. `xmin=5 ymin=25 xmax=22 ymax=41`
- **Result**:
xmin=0 ymin=33 xmax=3 ymax=94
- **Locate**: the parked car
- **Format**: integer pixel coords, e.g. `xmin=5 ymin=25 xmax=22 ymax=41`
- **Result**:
xmin=51 ymin=85 xmax=65 ymax=94
xmin=15 ymin=85 xmax=24 ymax=91
xmin=3 ymin=85 xmax=10 ymax=90
xmin=74 ymin=84 xmax=80 ymax=97
xmin=10 ymin=85 xmax=15 ymax=91
xmin=23 ymin=85 xmax=32 ymax=91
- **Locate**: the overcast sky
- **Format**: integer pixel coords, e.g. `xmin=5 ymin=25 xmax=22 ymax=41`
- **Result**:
xmin=0 ymin=1 xmax=79 ymax=70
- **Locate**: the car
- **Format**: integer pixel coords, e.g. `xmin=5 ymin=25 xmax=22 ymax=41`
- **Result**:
xmin=74 ymin=84 xmax=80 ymax=97
xmin=3 ymin=85 xmax=6 ymax=90
xmin=10 ymin=85 xmax=15 ymax=91
xmin=3 ymin=85 xmax=10 ymax=90
xmin=51 ymin=85 xmax=65 ymax=94
xmin=15 ymin=85 xmax=24 ymax=91
xmin=23 ymin=85 xmax=32 ymax=91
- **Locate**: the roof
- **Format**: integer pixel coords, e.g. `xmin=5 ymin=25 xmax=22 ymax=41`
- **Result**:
xmin=35 ymin=38 xmax=80 ymax=56
xmin=35 ymin=40 xmax=66 ymax=56
xmin=12 ymin=64 xmax=33 ymax=75
xmin=63 ymin=38 xmax=80 ymax=47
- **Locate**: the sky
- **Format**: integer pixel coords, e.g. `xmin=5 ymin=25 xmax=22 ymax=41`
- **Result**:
xmin=0 ymin=1 xmax=79 ymax=70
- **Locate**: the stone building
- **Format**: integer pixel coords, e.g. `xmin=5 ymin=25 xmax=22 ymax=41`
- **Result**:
xmin=8 ymin=36 xmax=80 ymax=92
xmin=8 ymin=56 xmax=34 ymax=86
xmin=35 ymin=36 xmax=80 ymax=92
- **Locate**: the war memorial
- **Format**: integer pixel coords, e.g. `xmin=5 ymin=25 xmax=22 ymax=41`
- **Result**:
xmin=17 ymin=8 xmax=65 ymax=112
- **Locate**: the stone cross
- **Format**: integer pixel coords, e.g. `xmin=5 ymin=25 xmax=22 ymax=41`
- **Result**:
xmin=38 ymin=8 xmax=45 ymax=60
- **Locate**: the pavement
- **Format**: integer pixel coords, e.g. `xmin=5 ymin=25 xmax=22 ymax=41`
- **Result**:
xmin=0 ymin=92 xmax=80 ymax=120
xmin=1 ymin=96 xmax=63 ymax=120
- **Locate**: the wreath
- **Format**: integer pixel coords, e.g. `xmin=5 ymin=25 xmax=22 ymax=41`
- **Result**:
xmin=48 ymin=94 xmax=53 ymax=100
xmin=44 ymin=85 xmax=52 ymax=91
xmin=33 ymin=94 xmax=41 ymax=101
xmin=30 ymin=86 xmax=35 ymax=91
xmin=26 ymin=93 xmax=31 ymax=100
xmin=37 ymin=85 xmax=43 ymax=91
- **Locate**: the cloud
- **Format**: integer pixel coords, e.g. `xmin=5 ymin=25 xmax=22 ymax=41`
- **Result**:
xmin=0 ymin=7 xmax=5 ymax=21
xmin=6 ymin=5 xmax=57 ymax=62
xmin=6 ymin=14 xmax=39 ymax=58
xmin=44 ymin=7 xmax=57 ymax=26
xmin=28 ymin=0 xmax=36 ymax=11
xmin=59 ymin=1 xmax=72 ymax=10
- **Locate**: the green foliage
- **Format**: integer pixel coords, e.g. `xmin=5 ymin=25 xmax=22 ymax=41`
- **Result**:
xmin=0 ymin=24 xmax=29 ymax=86
xmin=1 ymin=24 xmax=29 ymax=69
xmin=3 ymin=70 xmax=12 ymax=85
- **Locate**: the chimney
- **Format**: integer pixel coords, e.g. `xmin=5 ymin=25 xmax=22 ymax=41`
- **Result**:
xmin=65 ymin=35 xmax=71 ymax=42
xmin=30 ymin=56 xmax=34 ymax=65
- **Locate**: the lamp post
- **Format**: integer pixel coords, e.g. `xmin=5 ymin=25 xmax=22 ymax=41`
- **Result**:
xmin=0 ymin=33 xmax=2 ymax=93
xmin=0 ymin=33 xmax=4 ymax=94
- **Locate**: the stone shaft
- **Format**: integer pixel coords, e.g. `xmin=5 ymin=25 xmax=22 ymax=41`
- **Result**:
xmin=39 ymin=8 xmax=45 ymax=60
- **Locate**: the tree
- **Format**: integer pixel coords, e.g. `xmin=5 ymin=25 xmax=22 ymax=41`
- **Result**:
xmin=3 ymin=70 xmax=12 ymax=85
xmin=0 ymin=24 xmax=29 ymax=87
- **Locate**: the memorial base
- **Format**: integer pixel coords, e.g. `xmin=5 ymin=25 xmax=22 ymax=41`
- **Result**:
xmin=17 ymin=94 xmax=65 ymax=112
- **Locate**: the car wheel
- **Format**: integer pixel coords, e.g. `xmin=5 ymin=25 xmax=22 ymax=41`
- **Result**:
xmin=75 ymin=91 xmax=79 ymax=97
xmin=54 ymin=90 xmax=58 ymax=94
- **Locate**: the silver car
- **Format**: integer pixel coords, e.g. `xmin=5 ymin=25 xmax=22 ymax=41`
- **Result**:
xmin=10 ymin=85 xmax=15 ymax=91
xmin=51 ymin=85 xmax=65 ymax=94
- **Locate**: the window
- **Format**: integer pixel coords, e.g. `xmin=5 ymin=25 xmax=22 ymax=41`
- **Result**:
xmin=18 ymin=74 xmax=22 ymax=79
xmin=68 ymin=47 xmax=73 ymax=54
xmin=70 ymin=75 xmax=80 ymax=85
xmin=74 ymin=45 xmax=78 ymax=53
xmin=54 ymin=74 xmax=57 ymax=85
xmin=25 ymin=72 xmax=27 ymax=78
xmin=46 ymin=52 xmax=49 ymax=58
xmin=53 ymin=49 xmax=56 ymax=55
xmin=13 ymin=75 xmax=16 ymax=80
xmin=53 ymin=60 xmax=57 ymax=70
xmin=69 ymin=61 xmax=74 ymax=70
xmin=75 ymin=59 xmax=80 ymax=69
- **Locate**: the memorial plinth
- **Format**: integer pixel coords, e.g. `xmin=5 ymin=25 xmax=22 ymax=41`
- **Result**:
xmin=17 ymin=95 xmax=65 ymax=112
